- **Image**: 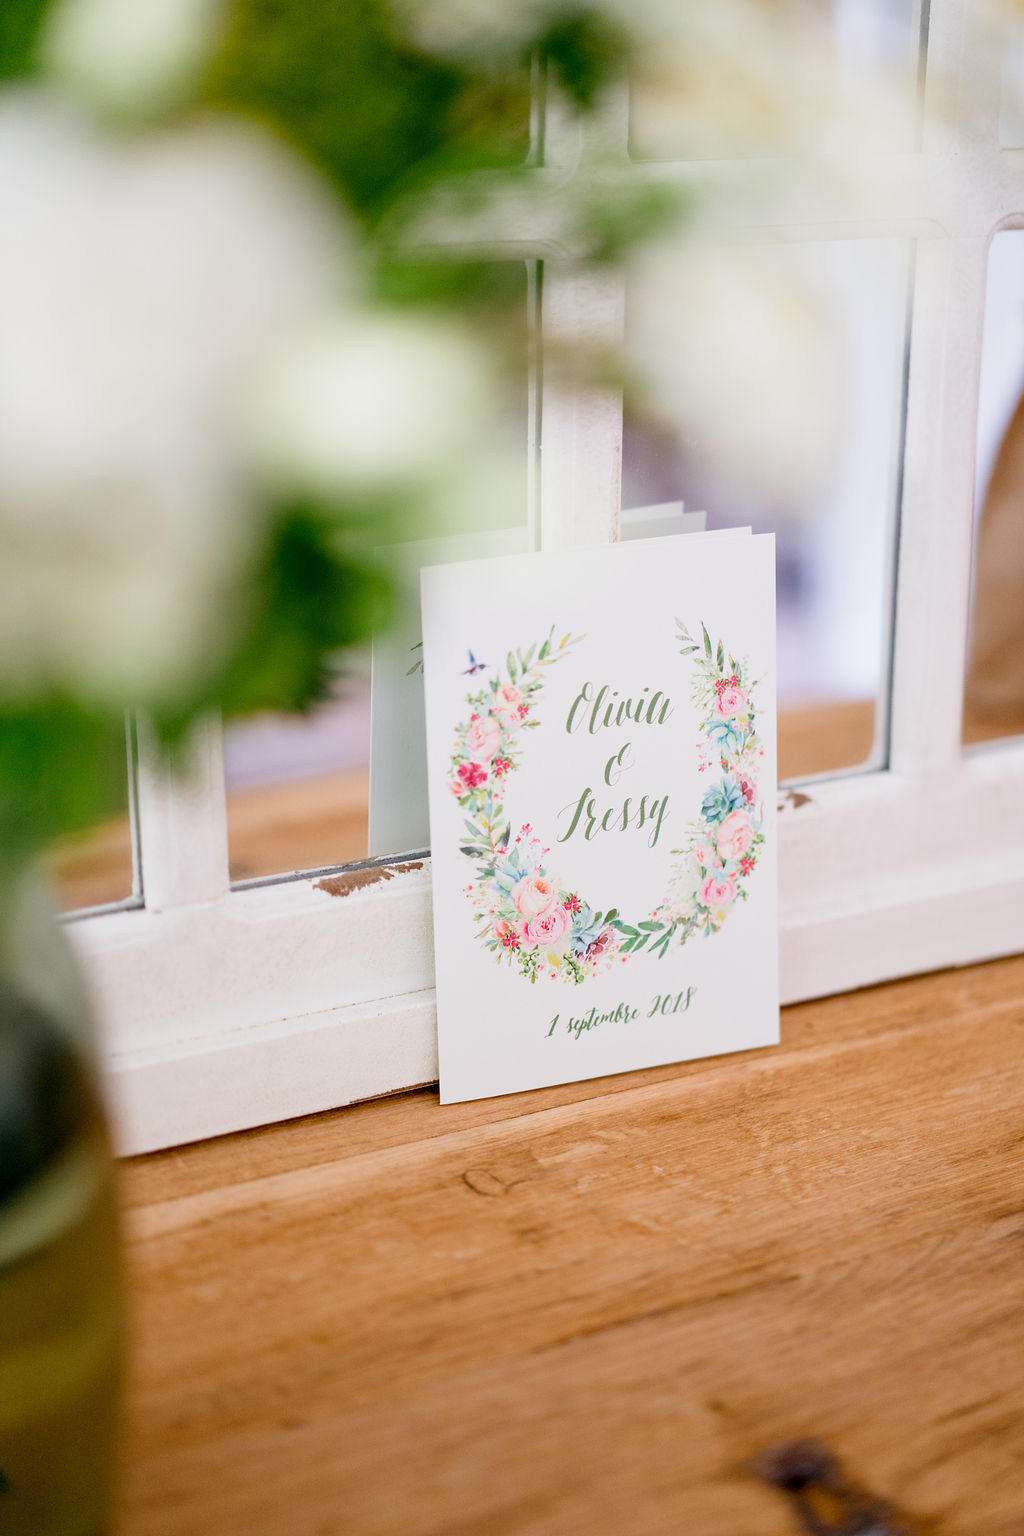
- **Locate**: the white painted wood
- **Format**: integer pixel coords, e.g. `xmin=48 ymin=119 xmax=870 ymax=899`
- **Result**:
xmin=74 ymin=737 xmax=1024 ymax=1152
xmin=538 ymin=266 xmax=624 ymax=549
xmin=62 ymin=14 xmax=1024 ymax=1153
xmin=134 ymin=715 xmax=230 ymax=911
xmin=108 ymin=988 xmax=440 ymax=1157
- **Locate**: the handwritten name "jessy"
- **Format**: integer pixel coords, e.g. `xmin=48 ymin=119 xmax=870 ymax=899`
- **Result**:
xmin=558 ymin=680 xmax=674 ymax=849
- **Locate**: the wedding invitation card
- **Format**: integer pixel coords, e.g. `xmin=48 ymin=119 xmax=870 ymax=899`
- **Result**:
xmin=421 ymin=530 xmax=778 ymax=1103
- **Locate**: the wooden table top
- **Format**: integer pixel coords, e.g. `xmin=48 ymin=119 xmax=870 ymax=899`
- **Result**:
xmin=118 ymin=955 xmax=1024 ymax=1535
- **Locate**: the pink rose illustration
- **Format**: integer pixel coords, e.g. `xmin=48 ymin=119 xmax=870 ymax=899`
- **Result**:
xmin=512 ymin=873 xmax=559 ymax=919
xmin=714 ymin=686 xmax=746 ymax=718
xmin=493 ymin=683 xmax=524 ymax=728
xmin=716 ymin=809 xmax=754 ymax=861
xmin=518 ymin=903 xmax=572 ymax=948
xmin=465 ymin=713 xmax=502 ymax=762
xmin=692 ymin=838 xmax=721 ymax=870
xmin=700 ymin=873 xmax=737 ymax=908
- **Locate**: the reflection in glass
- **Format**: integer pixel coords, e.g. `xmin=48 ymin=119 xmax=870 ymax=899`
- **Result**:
xmin=964 ymin=231 xmax=1024 ymax=748
xmin=623 ymin=237 xmax=910 ymax=783
xmin=46 ymin=720 xmax=137 ymax=913
xmin=1000 ymin=13 xmax=1024 ymax=149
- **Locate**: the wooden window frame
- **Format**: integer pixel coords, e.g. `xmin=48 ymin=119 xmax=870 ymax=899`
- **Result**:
xmin=69 ymin=0 xmax=1024 ymax=1153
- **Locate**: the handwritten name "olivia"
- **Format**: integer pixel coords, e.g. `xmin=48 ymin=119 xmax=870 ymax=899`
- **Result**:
xmin=565 ymin=682 xmax=673 ymax=736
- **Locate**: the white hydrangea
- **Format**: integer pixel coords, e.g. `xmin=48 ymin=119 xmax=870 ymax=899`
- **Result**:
xmin=42 ymin=0 xmax=226 ymax=119
xmin=240 ymin=310 xmax=495 ymax=499
xmin=0 ymin=92 xmax=350 ymax=705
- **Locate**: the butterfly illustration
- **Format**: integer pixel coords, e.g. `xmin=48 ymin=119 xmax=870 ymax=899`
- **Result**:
xmin=461 ymin=650 xmax=487 ymax=675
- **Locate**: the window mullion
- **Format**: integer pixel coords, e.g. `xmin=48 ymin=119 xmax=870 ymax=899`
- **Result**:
xmin=536 ymin=81 xmax=629 ymax=553
xmin=538 ymin=265 xmax=625 ymax=551
xmin=135 ymin=714 xmax=231 ymax=912
xmin=890 ymin=227 xmax=990 ymax=776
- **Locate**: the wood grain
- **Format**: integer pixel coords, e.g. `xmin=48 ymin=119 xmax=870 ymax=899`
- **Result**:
xmin=119 ymin=955 xmax=1024 ymax=1536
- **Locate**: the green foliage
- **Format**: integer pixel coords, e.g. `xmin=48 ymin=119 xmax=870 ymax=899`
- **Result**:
xmin=536 ymin=8 xmax=631 ymax=110
xmin=579 ymin=177 xmax=690 ymax=264
xmin=0 ymin=0 xmax=49 ymax=80
xmin=0 ymin=699 xmax=130 ymax=877
xmin=374 ymin=252 xmax=529 ymax=322
xmin=611 ymin=916 xmax=674 ymax=957
xmin=167 ymin=503 xmax=392 ymax=732
xmin=200 ymin=0 xmax=530 ymax=224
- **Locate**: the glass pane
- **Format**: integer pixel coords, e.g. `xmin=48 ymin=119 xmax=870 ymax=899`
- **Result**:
xmin=964 ymin=230 xmax=1024 ymax=748
xmin=999 ymin=14 xmax=1024 ymax=148
xmin=46 ymin=721 xmax=137 ymax=913
xmin=623 ymin=235 xmax=910 ymax=783
xmin=224 ymin=264 xmax=532 ymax=883
xmin=629 ymin=0 xmax=922 ymax=162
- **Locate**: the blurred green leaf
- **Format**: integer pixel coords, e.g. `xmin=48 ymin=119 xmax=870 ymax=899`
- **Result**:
xmin=167 ymin=502 xmax=393 ymax=731
xmin=536 ymin=9 xmax=632 ymax=109
xmin=202 ymin=0 xmax=529 ymax=223
xmin=578 ymin=176 xmax=691 ymax=264
xmin=374 ymin=252 xmax=528 ymax=316
xmin=0 ymin=0 xmax=49 ymax=78
xmin=0 ymin=699 xmax=129 ymax=876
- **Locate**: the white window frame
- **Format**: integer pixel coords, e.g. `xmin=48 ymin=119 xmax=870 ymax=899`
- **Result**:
xmin=69 ymin=0 xmax=1024 ymax=1154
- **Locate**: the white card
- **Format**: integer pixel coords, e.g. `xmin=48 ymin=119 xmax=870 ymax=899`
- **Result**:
xmin=422 ymin=531 xmax=779 ymax=1103
xmin=367 ymin=505 xmax=706 ymax=857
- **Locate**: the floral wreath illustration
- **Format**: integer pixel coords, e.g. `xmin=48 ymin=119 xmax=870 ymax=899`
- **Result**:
xmin=448 ymin=622 xmax=766 ymax=986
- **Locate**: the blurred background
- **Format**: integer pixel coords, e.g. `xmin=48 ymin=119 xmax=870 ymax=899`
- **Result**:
xmin=0 ymin=0 xmax=1009 ymax=914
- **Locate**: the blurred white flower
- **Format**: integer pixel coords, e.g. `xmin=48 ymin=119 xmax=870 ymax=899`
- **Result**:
xmin=627 ymin=238 xmax=841 ymax=512
xmin=42 ymin=0 xmax=225 ymax=119
xmin=391 ymin=0 xmax=556 ymax=60
xmin=412 ymin=418 xmax=531 ymax=544
xmin=241 ymin=310 xmax=495 ymax=498
xmin=397 ymin=0 xmax=912 ymax=165
xmin=0 ymin=93 xmax=350 ymax=704
xmin=622 ymin=0 xmax=914 ymax=161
